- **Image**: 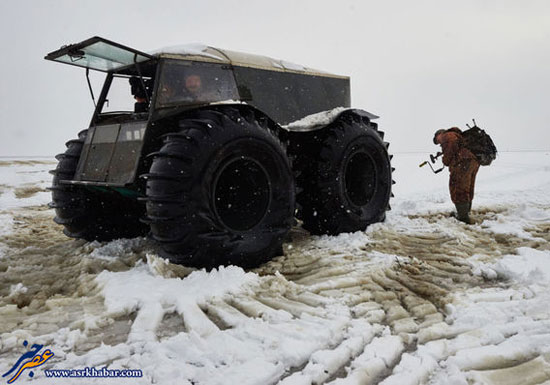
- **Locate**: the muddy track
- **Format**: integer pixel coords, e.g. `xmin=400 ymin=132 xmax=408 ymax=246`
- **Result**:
xmin=1 ymin=204 xmax=550 ymax=384
xmin=0 ymin=206 xmax=152 ymax=341
xmin=0 ymin=160 xmax=54 ymax=167
xmin=13 ymin=185 xmax=45 ymax=199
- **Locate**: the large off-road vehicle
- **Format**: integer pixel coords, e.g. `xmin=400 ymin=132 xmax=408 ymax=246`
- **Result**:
xmin=46 ymin=36 xmax=393 ymax=268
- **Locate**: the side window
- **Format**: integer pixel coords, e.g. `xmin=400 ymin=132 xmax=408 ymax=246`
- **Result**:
xmin=156 ymin=60 xmax=239 ymax=107
xmin=101 ymin=74 xmax=154 ymax=114
xmin=102 ymin=76 xmax=136 ymax=113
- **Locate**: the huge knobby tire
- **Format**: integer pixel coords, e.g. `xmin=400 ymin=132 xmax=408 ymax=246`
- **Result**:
xmin=145 ymin=108 xmax=295 ymax=268
xmin=289 ymin=112 xmax=392 ymax=235
xmin=50 ymin=130 xmax=148 ymax=241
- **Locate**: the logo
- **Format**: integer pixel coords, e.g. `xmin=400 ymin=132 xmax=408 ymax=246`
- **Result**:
xmin=2 ymin=341 xmax=54 ymax=384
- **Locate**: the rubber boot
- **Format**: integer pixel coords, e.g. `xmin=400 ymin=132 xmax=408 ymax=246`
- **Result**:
xmin=455 ymin=202 xmax=471 ymax=224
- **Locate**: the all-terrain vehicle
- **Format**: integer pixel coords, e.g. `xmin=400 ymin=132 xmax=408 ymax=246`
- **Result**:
xmin=46 ymin=36 xmax=393 ymax=268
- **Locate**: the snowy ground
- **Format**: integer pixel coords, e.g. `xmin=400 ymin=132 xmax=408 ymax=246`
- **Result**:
xmin=0 ymin=152 xmax=549 ymax=385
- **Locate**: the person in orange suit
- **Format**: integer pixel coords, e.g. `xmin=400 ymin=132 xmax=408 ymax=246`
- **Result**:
xmin=433 ymin=127 xmax=480 ymax=224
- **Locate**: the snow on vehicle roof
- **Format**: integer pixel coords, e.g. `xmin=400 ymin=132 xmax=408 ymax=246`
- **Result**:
xmin=150 ymin=43 xmax=226 ymax=61
xmin=150 ymin=44 xmax=345 ymax=78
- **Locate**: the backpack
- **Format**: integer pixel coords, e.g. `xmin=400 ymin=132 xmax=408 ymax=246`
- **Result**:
xmin=461 ymin=120 xmax=497 ymax=166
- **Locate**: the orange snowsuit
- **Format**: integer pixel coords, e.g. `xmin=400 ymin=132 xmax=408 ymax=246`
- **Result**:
xmin=436 ymin=128 xmax=480 ymax=204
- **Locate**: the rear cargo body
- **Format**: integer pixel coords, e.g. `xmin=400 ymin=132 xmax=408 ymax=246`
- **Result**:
xmin=231 ymin=65 xmax=350 ymax=125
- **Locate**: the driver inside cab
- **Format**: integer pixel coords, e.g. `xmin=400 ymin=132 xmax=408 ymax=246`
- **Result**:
xmin=129 ymin=76 xmax=152 ymax=113
xmin=181 ymin=74 xmax=203 ymax=100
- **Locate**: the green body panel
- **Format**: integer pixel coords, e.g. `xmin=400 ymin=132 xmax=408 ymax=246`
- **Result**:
xmin=75 ymin=121 xmax=147 ymax=186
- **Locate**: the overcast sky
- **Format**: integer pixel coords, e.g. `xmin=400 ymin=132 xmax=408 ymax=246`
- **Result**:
xmin=1 ymin=0 xmax=549 ymax=156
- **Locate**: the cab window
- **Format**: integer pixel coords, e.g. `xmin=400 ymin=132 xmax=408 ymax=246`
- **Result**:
xmin=102 ymin=75 xmax=139 ymax=113
xmin=100 ymin=72 xmax=154 ymax=115
xmin=156 ymin=60 xmax=238 ymax=107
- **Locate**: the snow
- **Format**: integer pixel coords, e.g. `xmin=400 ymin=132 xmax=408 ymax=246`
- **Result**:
xmin=279 ymin=60 xmax=307 ymax=72
xmin=9 ymin=283 xmax=28 ymax=296
xmin=282 ymin=107 xmax=347 ymax=131
xmin=149 ymin=43 xmax=226 ymax=61
xmin=149 ymin=43 xmax=312 ymax=73
xmin=0 ymin=158 xmax=53 ymax=211
xmin=474 ymin=247 xmax=550 ymax=284
xmin=1 ymin=151 xmax=550 ymax=384
xmin=148 ymin=46 xmax=312 ymax=74
xmin=97 ymin=263 xmax=257 ymax=319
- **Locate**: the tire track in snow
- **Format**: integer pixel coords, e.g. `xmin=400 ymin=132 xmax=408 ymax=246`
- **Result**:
xmin=1 ymin=200 xmax=550 ymax=384
xmin=253 ymin=209 xmax=550 ymax=384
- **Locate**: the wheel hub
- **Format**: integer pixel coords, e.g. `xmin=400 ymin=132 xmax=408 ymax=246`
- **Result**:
xmin=344 ymin=151 xmax=377 ymax=207
xmin=213 ymin=158 xmax=271 ymax=231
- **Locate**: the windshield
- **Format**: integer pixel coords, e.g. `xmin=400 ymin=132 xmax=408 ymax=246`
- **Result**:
xmin=156 ymin=60 xmax=239 ymax=107
xmin=45 ymin=36 xmax=152 ymax=72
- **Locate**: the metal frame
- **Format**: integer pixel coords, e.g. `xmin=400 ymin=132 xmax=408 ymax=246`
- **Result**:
xmin=89 ymin=73 xmax=114 ymax=126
